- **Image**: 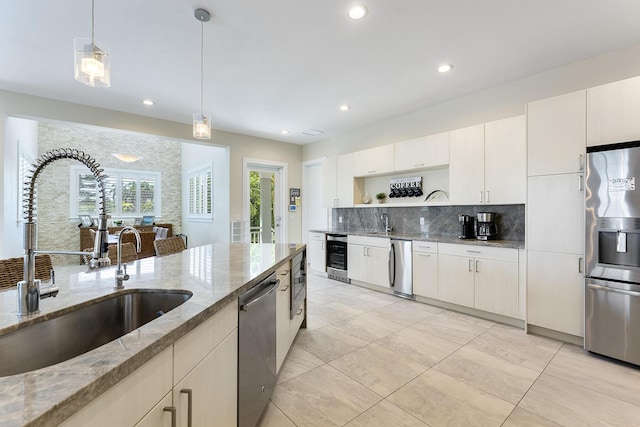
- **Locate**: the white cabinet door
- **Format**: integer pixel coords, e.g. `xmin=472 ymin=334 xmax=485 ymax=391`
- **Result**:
xmin=276 ymin=267 xmax=291 ymax=372
xmin=336 ymin=153 xmax=354 ymax=207
xmin=394 ymin=132 xmax=449 ymax=172
xmin=322 ymin=156 xmax=337 ymax=208
xmin=528 ymin=250 xmax=584 ymax=337
xmin=135 ymin=392 xmax=173 ymax=427
xmin=307 ymin=233 xmax=325 ymax=273
xmin=347 ymin=244 xmax=368 ymax=282
xmin=527 ymin=174 xmax=584 ymax=254
xmin=484 ymin=115 xmax=526 ymax=204
xmin=174 ymin=330 xmax=238 ymax=427
xmin=527 ymin=90 xmax=586 ymax=176
xmin=353 ymin=144 xmax=395 ymax=177
xmin=290 ymin=303 xmax=305 ymax=347
xmin=449 ymin=124 xmax=485 ymax=204
xmin=474 ymin=258 xmax=519 ymax=318
xmin=587 ymin=76 xmax=640 ymax=147
xmin=413 ymin=251 xmax=438 ymax=299
xmin=438 ymin=254 xmax=474 ymax=307
xmin=368 ymin=245 xmax=391 ymax=288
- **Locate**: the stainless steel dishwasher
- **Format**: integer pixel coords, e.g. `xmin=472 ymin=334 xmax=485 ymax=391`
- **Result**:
xmin=390 ymin=239 xmax=414 ymax=299
xmin=238 ymin=272 xmax=278 ymax=427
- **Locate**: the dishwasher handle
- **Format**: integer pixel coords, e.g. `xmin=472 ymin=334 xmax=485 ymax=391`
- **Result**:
xmin=240 ymin=277 xmax=279 ymax=311
xmin=389 ymin=242 xmax=396 ymax=288
xmin=588 ymin=283 xmax=640 ymax=298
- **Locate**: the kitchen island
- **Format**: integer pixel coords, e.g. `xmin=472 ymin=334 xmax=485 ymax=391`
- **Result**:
xmin=0 ymin=243 xmax=305 ymax=427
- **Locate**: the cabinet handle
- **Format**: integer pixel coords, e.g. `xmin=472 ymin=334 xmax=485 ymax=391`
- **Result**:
xmin=468 ymin=259 xmax=472 ymax=272
xmin=297 ymin=308 xmax=303 ymax=315
xmin=163 ymin=406 xmax=177 ymax=427
xmin=281 ymin=269 xmax=290 ymax=276
xmin=280 ymin=285 xmax=289 ymax=291
xmin=363 ymin=246 xmax=367 ymax=257
xmin=479 ymin=191 xmax=483 ymax=203
xmin=578 ymin=257 xmax=583 ymax=274
xmin=579 ymin=154 xmax=584 ymax=172
xmin=367 ymin=247 xmax=371 ymax=257
xmin=414 ymin=163 xmax=424 ymax=167
xmin=418 ymin=253 xmax=430 ymax=257
xmin=181 ymin=389 xmax=193 ymax=427
xmin=466 ymin=250 xmax=481 ymax=254
xmin=321 ymin=241 xmax=325 ymax=251
xmin=486 ymin=190 xmax=490 ymax=203
xmin=578 ymin=175 xmax=583 ymax=191
xmin=476 ymin=260 xmax=479 ymax=273
xmin=368 ymin=170 xmax=376 ymax=174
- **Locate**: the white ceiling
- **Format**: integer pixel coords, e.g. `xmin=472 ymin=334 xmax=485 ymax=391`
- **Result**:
xmin=2 ymin=1 xmax=640 ymax=144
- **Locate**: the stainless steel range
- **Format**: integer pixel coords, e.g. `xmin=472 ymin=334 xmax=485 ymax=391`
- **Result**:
xmin=585 ymin=141 xmax=640 ymax=365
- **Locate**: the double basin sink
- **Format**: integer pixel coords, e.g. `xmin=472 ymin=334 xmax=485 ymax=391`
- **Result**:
xmin=0 ymin=289 xmax=192 ymax=377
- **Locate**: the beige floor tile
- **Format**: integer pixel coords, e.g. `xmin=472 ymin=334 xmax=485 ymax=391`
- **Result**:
xmin=308 ymin=300 xmax=366 ymax=324
xmin=306 ymin=276 xmax=338 ymax=292
xmin=543 ymin=344 xmax=640 ymax=407
xmin=434 ymin=346 xmax=540 ymax=404
xmin=277 ymin=344 xmax=325 ymax=384
xmin=302 ymin=313 xmax=329 ymax=331
xmin=344 ymin=399 xmax=428 ymax=427
xmin=350 ymin=292 xmax=399 ymax=311
xmin=388 ymin=370 xmax=514 ymax=427
xmin=502 ymin=407 xmax=561 ymax=427
xmin=467 ymin=324 xmax=562 ymax=372
xmin=372 ymin=301 xmax=440 ymax=326
xmin=294 ymin=325 xmax=368 ymax=362
xmin=306 ymin=289 xmax=337 ymax=305
xmin=257 ymin=402 xmax=296 ymax=427
xmin=330 ymin=343 xmax=428 ymax=397
xmin=271 ymin=364 xmax=381 ymax=427
xmin=376 ymin=326 xmax=461 ymax=367
xmin=329 ymin=312 xmax=407 ymax=343
xmin=413 ymin=309 xmax=494 ymax=345
xmin=519 ymin=373 xmax=640 ymax=426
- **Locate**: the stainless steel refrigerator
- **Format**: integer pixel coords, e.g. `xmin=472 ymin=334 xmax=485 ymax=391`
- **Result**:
xmin=585 ymin=141 xmax=640 ymax=365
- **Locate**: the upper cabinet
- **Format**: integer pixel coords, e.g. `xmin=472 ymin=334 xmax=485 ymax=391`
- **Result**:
xmin=394 ymin=132 xmax=449 ymax=172
xmin=449 ymin=124 xmax=485 ymax=204
xmin=353 ymin=144 xmax=395 ymax=177
xmin=587 ymin=76 xmax=640 ymax=147
xmin=323 ymin=153 xmax=355 ymax=208
xmin=484 ymin=115 xmax=526 ymax=204
xmin=527 ymin=90 xmax=586 ymax=176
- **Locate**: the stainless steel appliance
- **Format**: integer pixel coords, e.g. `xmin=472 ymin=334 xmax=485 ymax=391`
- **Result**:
xmin=326 ymin=234 xmax=350 ymax=283
xmin=458 ymin=214 xmax=474 ymax=239
xmin=476 ymin=212 xmax=498 ymax=240
xmin=238 ymin=272 xmax=278 ymax=427
xmin=290 ymin=250 xmax=307 ymax=319
xmin=390 ymin=239 xmax=413 ymax=298
xmin=585 ymin=142 xmax=640 ymax=366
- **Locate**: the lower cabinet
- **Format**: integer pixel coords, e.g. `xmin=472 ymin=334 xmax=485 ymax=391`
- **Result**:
xmin=412 ymin=241 xmax=438 ymax=299
xmin=347 ymin=236 xmax=390 ymax=288
xmin=276 ymin=265 xmax=291 ymax=372
xmin=438 ymin=254 xmax=475 ymax=307
xmin=307 ymin=232 xmax=326 ymax=274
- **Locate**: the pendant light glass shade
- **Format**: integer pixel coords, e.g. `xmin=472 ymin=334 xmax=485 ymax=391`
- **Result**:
xmin=74 ymin=38 xmax=110 ymax=87
xmin=193 ymin=113 xmax=212 ymax=139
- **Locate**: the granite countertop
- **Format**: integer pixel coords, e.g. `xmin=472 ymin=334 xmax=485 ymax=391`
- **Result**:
xmin=313 ymin=229 xmax=525 ymax=249
xmin=0 ymin=243 xmax=304 ymax=427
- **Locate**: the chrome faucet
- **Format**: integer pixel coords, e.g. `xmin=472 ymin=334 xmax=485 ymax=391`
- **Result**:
xmin=18 ymin=148 xmax=111 ymax=316
xmin=115 ymin=226 xmax=141 ymax=290
xmin=381 ymin=213 xmax=392 ymax=235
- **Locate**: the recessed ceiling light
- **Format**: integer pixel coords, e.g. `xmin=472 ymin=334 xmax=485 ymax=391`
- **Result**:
xmin=438 ymin=64 xmax=453 ymax=73
xmin=339 ymin=105 xmax=350 ymax=111
xmin=142 ymin=99 xmax=155 ymax=106
xmin=348 ymin=5 xmax=368 ymax=19
xmin=281 ymin=130 xmax=290 ymax=134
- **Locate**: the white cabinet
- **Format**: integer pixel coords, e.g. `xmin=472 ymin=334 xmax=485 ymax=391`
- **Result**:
xmin=527 ymin=90 xmax=586 ymax=176
xmin=449 ymin=124 xmax=485 ymax=204
xmin=527 ymin=250 xmax=584 ymax=337
xmin=484 ymin=115 xmax=526 ymax=204
xmin=290 ymin=303 xmax=305 ymax=347
xmin=394 ymin=132 xmax=449 ymax=172
xmin=135 ymin=392 xmax=173 ymax=427
xmin=323 ymin=153 xmax=354 ymax=208
xmin=587 ymin=75 xmax=640 ymax=147
xmin=353 ymin=144 xmax=395 ymax=177
xmin=307 ymin=232 xmax=326 ymax=273
xmin=347 ymin=235 xmax=390 ymax=288
xmin=438 ymin=243 xmax=519 ymax=317
xmin=527 ymin=174 xmax=584 ymax=254
xmin=412 ymin=241 xmax=438 ymax=299
xmin=276 ymin=264 xmax=291 ymax=372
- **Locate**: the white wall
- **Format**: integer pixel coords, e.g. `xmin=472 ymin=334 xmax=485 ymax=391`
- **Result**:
xmin=181 ymin=143 xmax=230 ymax=246
xmin=3 ymin=117 xmax=38 ymax=258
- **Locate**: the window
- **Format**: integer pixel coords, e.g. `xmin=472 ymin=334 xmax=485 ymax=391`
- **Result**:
xmin=70 ymin=166 xmax=161 ymax=218
xmin=188 ymin=165 xmax=213 ymax=221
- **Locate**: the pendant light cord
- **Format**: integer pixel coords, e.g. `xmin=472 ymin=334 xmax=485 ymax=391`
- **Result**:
xmin=200 ymin=21 xmax=204 ymax=115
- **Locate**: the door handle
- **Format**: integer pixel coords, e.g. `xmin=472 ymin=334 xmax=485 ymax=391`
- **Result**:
xmin=486 ymin=190 xmax=490 ymax=203
xmin=181 ymin=389 xmax=193 ymax=427
xmin=475 ymin=260 xmax=479 ymax=273
xmin=479 ymin=191 xmax=483 ymax=203
xmin=578 ymin=257 xmax=583 ymax=274
xmin=468 ymin=259 xmax=472 ymax=272
xmin=163 ymin=406 xmax=177 ymax=427
xmin=587 ymin=283 xmax=640 ymax=298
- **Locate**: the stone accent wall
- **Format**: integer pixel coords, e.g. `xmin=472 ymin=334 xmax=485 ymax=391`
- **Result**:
xmin=34 ymin=122 xmax=182 ymax=264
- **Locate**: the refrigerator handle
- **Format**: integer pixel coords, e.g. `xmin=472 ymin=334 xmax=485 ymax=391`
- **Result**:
xmin=389 ymin=243 xmax=395 ymax=288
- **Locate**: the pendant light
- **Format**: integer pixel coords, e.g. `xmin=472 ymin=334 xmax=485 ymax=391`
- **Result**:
xmin=74 ymin=0 xmax=110 ymax=87
xmin=193 ymin=8 xmax=212 ymax=139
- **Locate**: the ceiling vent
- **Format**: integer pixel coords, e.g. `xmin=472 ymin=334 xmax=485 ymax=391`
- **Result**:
xmin=301 ymin=129 xmax=325 ymax=136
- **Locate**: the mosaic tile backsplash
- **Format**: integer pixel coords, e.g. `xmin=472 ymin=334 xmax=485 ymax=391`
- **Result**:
xmin=331 ymin=204 xmax=525 ymax=241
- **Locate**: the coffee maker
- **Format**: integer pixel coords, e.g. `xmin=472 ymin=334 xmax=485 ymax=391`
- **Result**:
xmin=458 ymin=214 xmax=474 ymax=239
xmin=476 ymin=212 xmax=498 ymax=240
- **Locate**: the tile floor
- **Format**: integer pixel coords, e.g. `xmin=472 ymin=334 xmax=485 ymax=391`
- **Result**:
xmin=258 ymin=274 xmax=640 ymax=427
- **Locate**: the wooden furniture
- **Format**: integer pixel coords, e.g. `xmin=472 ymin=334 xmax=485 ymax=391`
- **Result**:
xmin=79 ymin=224 xmax=173 ymax=263
xmin=154 ymin=236 xmax=186 ymax=256
xmin=0 ymin=254 xmax=53 ymax=290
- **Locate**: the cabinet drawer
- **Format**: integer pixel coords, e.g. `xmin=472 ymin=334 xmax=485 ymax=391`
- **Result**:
xmin=309 ymin=232 xmax=325 ymax=240
xmin=413 ymin=241 xmax=437 ymax=254
xmin=438 ymin=243 xmax=517 ymax=262
xmin=289 ymin=303 xmax=305 ymax=347
xmin=348 ymin=235 xmax=390 ymax=248
xmin=174 ymin=301 xmax=238 ymax=384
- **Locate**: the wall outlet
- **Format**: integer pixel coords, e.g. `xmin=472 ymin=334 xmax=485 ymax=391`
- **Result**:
xmin=339 ymin=216 xmax=343 ymax=223
xmin=420 ymin=217 xmax=425 ymax=226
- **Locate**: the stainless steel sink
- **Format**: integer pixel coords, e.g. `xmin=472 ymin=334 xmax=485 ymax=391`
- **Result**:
xmin=0 ymin=289 xmax=192 ymax=377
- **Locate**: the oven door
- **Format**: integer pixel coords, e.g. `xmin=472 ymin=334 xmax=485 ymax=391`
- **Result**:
xmin=586 ymin=218 xmax=640 ymax=283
